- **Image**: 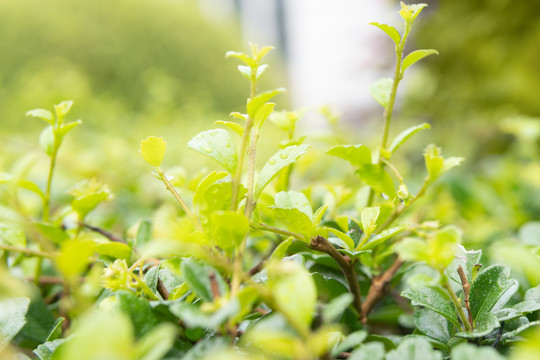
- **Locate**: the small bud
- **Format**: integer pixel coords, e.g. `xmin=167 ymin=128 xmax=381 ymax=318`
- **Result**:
xmin=397 ymin=184 xmax=410 ymax=203
xmin=101 ymin=259 xmax=131 ymax=291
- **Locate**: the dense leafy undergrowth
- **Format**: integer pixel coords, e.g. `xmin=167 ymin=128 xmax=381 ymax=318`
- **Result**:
xmin=1 ymin=3 xmax=539 ymax=360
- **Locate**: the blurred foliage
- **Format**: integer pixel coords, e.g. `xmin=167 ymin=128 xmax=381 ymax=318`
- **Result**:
xmin=0 ymin=0 xmax=249 ymax=135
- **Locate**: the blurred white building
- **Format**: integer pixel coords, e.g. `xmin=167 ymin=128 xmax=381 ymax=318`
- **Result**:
xmin=198 ymin=0 xmax=395 ymax=126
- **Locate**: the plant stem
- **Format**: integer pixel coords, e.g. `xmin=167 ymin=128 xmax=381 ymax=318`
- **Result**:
xmin=366 ymin=23 xmax=411 ymax=207
xmin=457 ymin=265 xmax=474 ymax=330
xmin=443 ymin=276 xmax=472 ymax=332
xmin=0 ymin=244 xmax=55 ymax=258
xmin=231 ymin=117 xmax=252 ymax=210
xmin=250 ymin=222 xmax=305 ymax=242
xmin=310 ymin=236 xmax=363 ymax=317
xmin=82 ymin=223 xmax=126 ymax=243
xmin=156 ymin=167 xmax=202 ymax=232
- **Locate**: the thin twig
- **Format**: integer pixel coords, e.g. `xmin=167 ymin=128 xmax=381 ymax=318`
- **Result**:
xmin=209 ymin=271 xmax=221 ymax=299
xmin=361 ymin=257 xmax=404 ymax=323
xmin=457 ymin=265 xmax=474 ymax=330
xmin=0 ymin=244 xmax=55 ymax=258
xmin=82 ymin=223 xmax=126 ymax=243
xmin=310 ymin=236 xmax=363 ymax=316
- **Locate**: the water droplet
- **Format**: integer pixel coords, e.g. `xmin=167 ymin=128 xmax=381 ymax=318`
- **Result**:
xmin=279 ymin=152 xmax=288 ymax=159
xmin=202 ymin=146 xmax=212 ymax=153
xmin=200 ymin=216 xmax=209 ymax=224
xmin=268 ymin=158 xmax=276 ymax=165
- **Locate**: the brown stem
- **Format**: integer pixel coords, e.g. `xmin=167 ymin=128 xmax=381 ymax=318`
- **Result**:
xmin=157 ymin=277 xmax=170 ymax=300
xmin=82 ymin=223 xmax=126 ymax=243
xmin=310 ymin=236 xmax=363 ymax=316
xmin=457 ymin=265 xmax=474 ymax=330
xmin=209 ymin=271 xmax=221 ymax=299
xmin=361 ymin=257 xmax=404 ymax=324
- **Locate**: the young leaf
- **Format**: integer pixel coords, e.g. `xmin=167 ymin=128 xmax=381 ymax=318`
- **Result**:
xmin=39 ymin=126 xmax=55 ymax=156
xmin=327 ymin=144 xmax=372 ymax=168
xmin=271 ymin=237 xmax=293 ymax=260
xmin=253 ymin=102 xmax=276 ymax=130
xmin=401 ymin=287 xmax=460 ymax=328
xmin=225 ymin=51 xmax=255 ymax=67
xmin=369 ymin=78 xmax=393 ymax=109
xmin=95 ymin=242 xmax=131 ymax=261
xmin=247 ymin=88 xmax=285 ymax=120
xmin=254 ymin=144 xmax=310 ymax=198
xmin=325 ymin=227 xmax=355 ymax=250
xmin=267 ymin=260 xmax=317 ymax=333
xmin=369 ymin=22 xmax=401 ymax=46
xmin=210 ymin=211 xmax=249 ymax=253
xmin=237 ymin=65 xmax=252 ymax=80
xmin=469 ymin=265 xmax=519 ymax=321
xmin=56 ymin=120 xmax=82 ymax=139
xmin=355 ymin=164 xmax=396 ymax=199
xmin=271 ymin=208 xmax=313 ymax=242
xmin=389 ymin=123 xmax=431 ymax=154
xmin=140 ymin=136 xmax=166 ymax=167
xmin=361 ymin=206 xmax=380 ymax=238
xmin=214 ymin=120 xmax=243 ymax=137
xmin=361 ymin=224 xmax=408 ymax=250
xmin=26 ymin=108 xmax=54 ymax=125
xmin=53 ymin=100 xmax=74 ymax=122
xmin=424 ymin=144 xmax=464 ymax=183
xmin=274 ymin=191 xmax=312 ymax=219
xmin=187 ymin=129 xmax=237 ymax=174
xmin=402 ymin=49 xmax=439 ymax=72
xmin=181 ymin=259 xmax=227 ymax=302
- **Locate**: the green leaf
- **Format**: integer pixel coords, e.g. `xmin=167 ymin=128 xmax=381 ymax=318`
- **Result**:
xmin=135 ymin=219 xmax=152 ymax=249
xmin=34 ymin=339 xmax=66 ymax=360
xmin=331 ymin=330 xmax=367 ymax=356
xmin=253 ymin=102 xmax=276 ymax=130
xmin=361 ymin=224 xmax=408 ymax=250
xmin=255 ymin=144 xmax=310 ymax=198
xmin=455 ymin=312 xmax=499 ymax=338
xmin=68 ymin=179 xmax=112 ymax=220
xmin=361 ymin=206 xmax=380 ymax=238
xmin=268 ymin=261 xmax=317 ymax=332
xmin=214 ymin=120 xmax=243 ymax=137
xmin=26 ymin=108 xmax=54 ymax=125
xmin=349 ymin=342 xmax=385 ymax=360
xmin=140 ymin=136 xmax=166 ymax=167
xmin=513 ymin=285 xmax=540 ymax=314
xmin=446 ymin=245 xmax=482 ymax=287
xmin=95 ymin=242 xmax=132 ymax=260
xmin=271 ymin=238 xmax=293 ymax=260
xmin=386 ymin=337 xmax=441 ymax=360
xmin=355 ymin=164 xmax=396 ymax=199
xmin=325 ymin=227 xmax=355 ymax=250
xmin=389 ymin=123 xmax=431 ymax=154
xmin=115 ymin=291 xmax=158 ymax=337
xmin=402 ymin=50 xmax=439 ymax=72
xmin=401 ymin=287 xmax=460 ymax=328
xmin=327 ymin=144 xmax=372 ymax=168
xmin=236 ymin=65 xmax=252 ymax=80
xmin=469 ymin=265 xmax=519 ymax=321
xmin=17 ymin=179 xmax=46 ymax=200
xmin=274 ymin=191 xmax=312 ymax=219
xmin=54 ymin=100 xmax=73 ymax=122
xmin=414 ymin=308 xmax=451 ymax=343
xmin=188 ymin=129 xmax=237 ymax=174
xmin=271 ymin=208 xmax=313 ymax=242
xmin=0 ymin=297 xmax=30 ymax=341
xmin=181 ymin=259 xmax=227 ymax=302
xmin=0 ymin=222 xmax=26 ymax=247
xmin=55 ymin=239 xmax=95 ymax=281
xmin=210 ymin=211 xmax=249 ymax=253
xmin=451 ymin=343 xmax=505 ymax=360
xmin=170 ymin=299 xmax=239 ymax=330
xmin=424 ymin=144 xmax=464 ymax=183
xmin=133 ymin=323 xmax=177 ymax=360
xmin=247 ymin=88 xmax=285 ymax=119
xmin=193 ymin=171 xmax=229 ymax=209
xmin=225 ymin=51 xmax=255 ymax=67
xmin=18 ymin=292 xmax=57 ymax=343
xmin=323 ymin=293 xmax=353 ymax=323
xmin=34 ymin=222 xmax=68 ymax=245
xmin=39 ymin=126 xmax=55 ymax=156
xmin=369 ymin=78 xmax=393 ymax=109
xmin=56 ymin=120 xmax=82 ymax=139
xmin=313 ymin=204 xmax=329 ymax=227
xmin=369 ymin=22 xmax=400 ymax=46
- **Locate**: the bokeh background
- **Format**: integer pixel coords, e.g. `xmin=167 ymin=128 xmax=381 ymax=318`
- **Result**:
xmin=1 ymin=0 xmax=539 ymax=284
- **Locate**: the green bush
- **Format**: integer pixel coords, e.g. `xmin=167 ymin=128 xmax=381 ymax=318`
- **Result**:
xmin=1 ymin=3 xmax=539 ymax=360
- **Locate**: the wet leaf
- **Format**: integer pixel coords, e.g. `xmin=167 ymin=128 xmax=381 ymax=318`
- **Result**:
xmin=401 ymin=287 xmax=460 ymax=328
xmin=140 ymin=136 xmax=166 ymax=167
xmin=386 ymin=337 xmax=441 ymax=360
xmin=188 ymin=129 xmax=237 ymax=174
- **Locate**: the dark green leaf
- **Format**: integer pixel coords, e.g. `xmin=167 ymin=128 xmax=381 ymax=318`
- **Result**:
xmin=414 ymin=308 xmax=451 ymax=343
xmin=323 ymin=293 xmax=354 ymax=323
xmin=135 ymin=219 xmax=152 ymax=249
xmin=401 ymin=287 xmax=460 ymax=328
xmin=469 ymin=265 xmax=519 ymax=321
xmin=0 ymin=297 xmax=30 ymax=341
xmin=181 ymin=259 xmax=227 ymax=302
xmin=170 ymin=300 xmax=239 ymax=329
xmin=386 ymin=337 xmax=441 ymax=360
xmin=116 ymin=290 xmax=158 ymax=338
xmin=456 ymin=312 xmax=499 ymax=339
xmin=34 ymin=339 xmax=66 ymax=360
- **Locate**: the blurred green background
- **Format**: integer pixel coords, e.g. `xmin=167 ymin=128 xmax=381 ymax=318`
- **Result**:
xmin=0 ymin=0 xmax=539 ymax=279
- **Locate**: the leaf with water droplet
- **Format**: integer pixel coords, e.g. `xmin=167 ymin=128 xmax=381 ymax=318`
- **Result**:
xmin=401 ymin=287 xmax=460 ymax=328
xmin=210 ymin=211 xmax=249 ymax=254
xmin=255 ymin=144 xmax=310 ymax=199
xmin=188 ymin=129 xmax=237 ymax=174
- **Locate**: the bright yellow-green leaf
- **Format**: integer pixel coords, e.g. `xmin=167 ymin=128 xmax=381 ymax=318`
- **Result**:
xmin=402 ymin=49 xmax=439 ymax=72
xmin=140 ymin=136 xmax=166 ymax=167
xmin=370 ymin=22 xmax=401 ymax=46
xmin=361 ymin=206 xmax=380 ymax=239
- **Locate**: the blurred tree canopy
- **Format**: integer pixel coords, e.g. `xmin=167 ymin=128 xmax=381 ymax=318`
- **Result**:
xmin=0 ymin=0 xmax=248 ymax=134
xmin=404 ymin=0 xmax=540 ymax=159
